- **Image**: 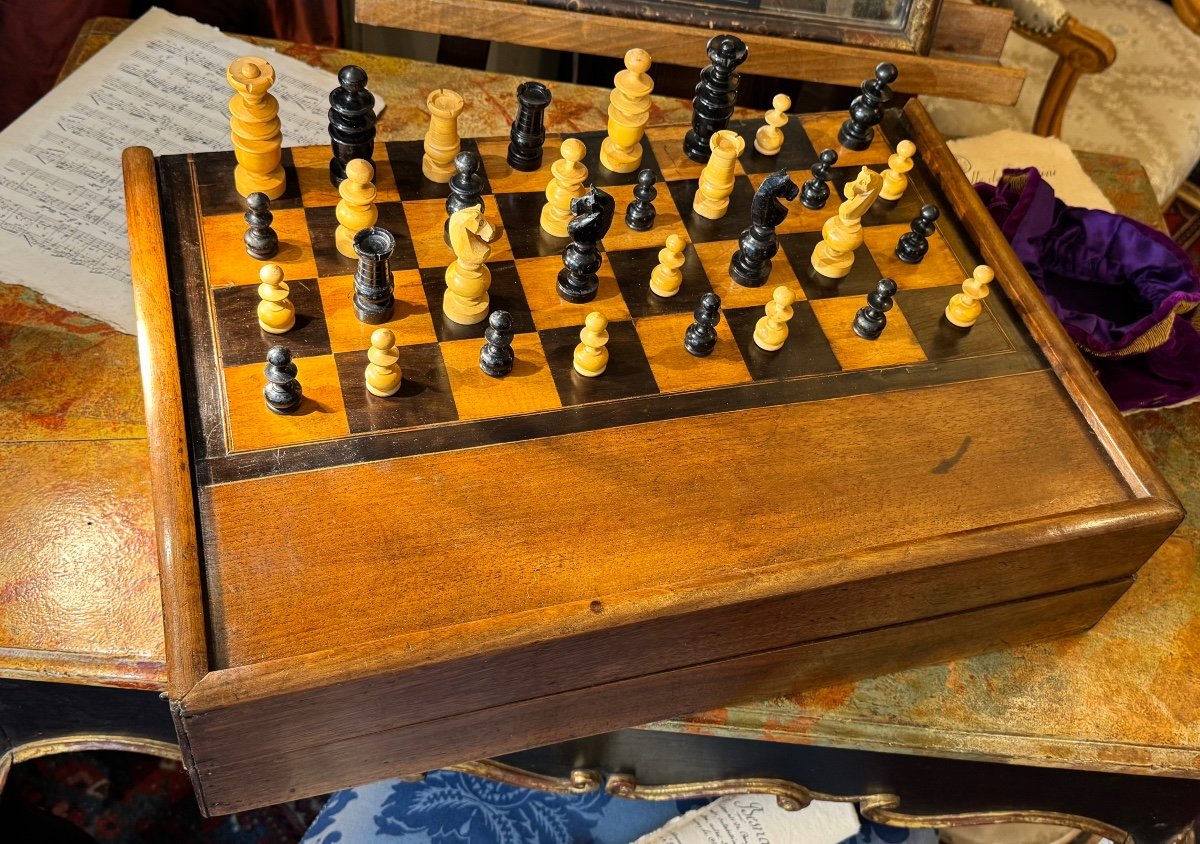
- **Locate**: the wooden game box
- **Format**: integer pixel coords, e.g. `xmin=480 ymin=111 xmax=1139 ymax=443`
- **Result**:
xmin=123 ymin=100 xmax=1182 ymax=815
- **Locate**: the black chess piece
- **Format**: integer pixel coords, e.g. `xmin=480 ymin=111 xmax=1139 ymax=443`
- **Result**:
xmin=479 ymin=310 xmax=515 ymax=377
xmin=729 ymin=170 xmax=798 ymax=287
xmin=624 ymin=169 xmax=658 ymax=232
xmin=507 ymin=81 xmax=553 ymax=172
xmin=444 ymin=150 xmax=485 ymax=242
xmin=837 ymin=63 xmax=898 ymax=152
xmin=896 ymin=204 xmax=939 ymax=264
xmin=328 ymin=65 xmax=377 ymax=187
xmin=853 ymin=278 xmax=897 ymax=340
xmin=558 ymin=187 xmax=616 ymax=303
xmin=683 ymin=35 xmax=749 ymax=164
xmin=352 ymin=226 xmax=395 ymax=324
xmin=243 ymin=192 xmax=278 ymax=259
xmin=263 ymin=346 xmax=302 ymax=414
xmin=800 ymin=149 xmax=839 ymax=211
xmin=684 ymin=292 xmax=722 ymax=357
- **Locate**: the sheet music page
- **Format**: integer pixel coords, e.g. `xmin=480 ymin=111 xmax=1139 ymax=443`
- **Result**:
xmin=0 ymin=7 xmax=385 ymax=333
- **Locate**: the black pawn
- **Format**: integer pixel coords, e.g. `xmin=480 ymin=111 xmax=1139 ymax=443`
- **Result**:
xmin=896 ymin=204 xmax=939 ymax=264
xmin=683 ymin=35 xmax=749 ymax=163
xmin=507 ymin=81 xmax=553 ymax=172
xmin=684 ymin=292 xmax=722 ymax=357
xmin=480 ymin=310 xmax=515 ymax=378
xmin=624 ymin=169 xmax=657 ymax=232
xmin=837 ymin=63 xmax=898 ymax=152
xmin=800 ymin=149 xmax=838 ymax=211
xmin=328 ymin=65 xmax=377 ymax=187
xmin=445 ymin=150 xmax=485 ymax=241
xmin=243 ymin=192 xmax=278 ymax=259
xmin=853 ymin=278 xmax=897 ymax=340
xmin=352 ymin=227 xmax=395 ymax=324
xmin=263 ymin=346 xmax=302 ymax=414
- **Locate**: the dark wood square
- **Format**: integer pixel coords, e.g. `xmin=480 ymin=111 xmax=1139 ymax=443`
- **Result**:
xmin=305 ymin=201 xmax=418 ymax=279
xmin=780 ymin=231 xmax=884 ymax=301
xmin=494 ymin=191 xmax=573 ymax=259
xmin=333 ymin=343 xmax=458 ymax=434
xmin=562 ymin=129 xmax=661 ymax=187
xmin=724 ymin=302 xmax=842 ymax=381
xmin=539 ymin=320 xmax=659 ymax=405
xmin=898 ymin=285 xmax=1015 ymax=362
xmin=666 ymin=176 xmax=759 ymax=244
xmin=212 ymin=279 xmax=330 ymax=368
xmin=385 ymin=138 xmax=488 ymax=201
xmin=828 ymin=166 xmax=924 ymax=227
xmin=607 ymin=243 xmax=712 ymax=319
xmin=419 ymin=261 xmax=535 ymax=342
xmin=731 ymin=121 xmax=818 ymax=176
xmin=194 ymin=149 xmax=303 ymax=217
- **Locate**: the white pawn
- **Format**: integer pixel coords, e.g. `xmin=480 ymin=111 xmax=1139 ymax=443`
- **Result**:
xmin=945 ymin=265 xmax=994 ymax=328
xmin=256 ymin=263 xmax=294 ymax=334
xmin=365 ymin=328 xmax=402 ymax=397
xmin=880 ymin=140 xmax=916 ymax=201
xmin=335 ymin=158 xmax=378 ymax=259
xmin=754 ymin=94 xmax=790 ymax=156
xmin=541 ymin=138 xmax=589 ymax=238
xmin=573 ymin=311 xmax=609 ymax=377
xmin=649 ymin=234 xmax=686 ymax=298
xmin=753 ymin=286 xmax=796 ymax=351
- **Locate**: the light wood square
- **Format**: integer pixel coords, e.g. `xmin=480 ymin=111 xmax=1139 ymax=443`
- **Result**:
xmin=690 ymin=240 xmax=806 ymax=310
xmin=292 ymin=142 xmax=401 ymax=207
xmin=403 ymin=196 xmax=514 ymax=269
xmin=201 ymin=208 xmax=317 ymax=288
xmin=809 ymin=295 xmax=927 ymax=371
xmin=319 ymin=271 xmax=437 ymax=353
xmin=601 ymin=183 xmax=689 ymax=252
xmin=801 ymin=112 xmax=893 ymax=168
xmin=440 ymin=334 xmax=562 ymax=420
xmin=863 ymin=224 xmax=966 ymax=291
xmin=516 ymin=256 xmax=631 ymax=330
xmin=476 ymin=136 xmax=562 ymax=194
xmin=745 ymin=170 xmax=831 ymax=235
xmin=645 ymin=124 xmax=706 ymax=183
xmin=224 ymin=354 xmax=349 ymax=451
xmin=635 ymin=311 xmax=751 ymax=393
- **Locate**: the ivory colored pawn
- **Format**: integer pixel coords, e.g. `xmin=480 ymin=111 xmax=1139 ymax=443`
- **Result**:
xmin=600 ymin=48 xmax=654 ymax=174
xmin=880 ymin=140 xmax=916 ymax=201
xmin=573 ymin=311 xmax=610 ymax=377
xmin=945 ymin=265 xmax=994 ymax=328
xmin=227 ymin=57 xmax=285 ymax=199
xmin=423 ymin=88 xmax=464 ymax=183
xmin=365 ymin=328 xmax=402 ymax=397
xmin=754 ymin=94 xmax=791 ymax=156
xmin=753 ymin=286 xmax=796 ymax=351
xmin=443 ymin=206 xmax=498 ymax=326
xmin=335 ymin=159 xmax=378 ymax=258
xmin=540 ymin=138 xmax=589 ymax=238
xmin=649 ymin=234 xmax=687 ymax=298
xmin=692 ymin=130 xmax=745 ymax=220
xmin=256 ymin=263 xmax=295 ymax=334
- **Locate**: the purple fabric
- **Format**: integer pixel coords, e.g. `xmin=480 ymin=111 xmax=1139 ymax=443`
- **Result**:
xmin=976 ymin=168 xmax=1200 ymax=411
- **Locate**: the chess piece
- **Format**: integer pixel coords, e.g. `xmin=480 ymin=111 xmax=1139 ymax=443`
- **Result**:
xmin=558 ymin=187 xmax=616 ymax=304
xmin=801 ymin=149 xmax=838 ymax=211
xmin=573 ymin=311 xmax=610 ymax=377
xmin=729 ymin=170 xmax=798 ymax=287
xmin=624 ymin=169 xmax=657 ymax=231
xmin=897 ymin=204 xmax=939 ymax=264
xmin=480 ymin=310 xmax=515 ymax=377
xmin=692 ymin=129 xmax=745 ymax=220
xmin=507 ymin=81 xmax=552 ymax=172
xmin=365 ymin=328 xmax=402 ymax=397
xmin=811 ymin=167 xmax=883 ymax=279
xmin=444 ymin=206 xmax=498 ymax=326
xmin=256 ymin=263 xmax=295 ymax=334
xmin=880 ymin=140 xmax=915 ymax=201
xmin=353 ymin=226 xmax=395 ymax=324
xmin=243 ymin=192 xmax=278 ymax=260
xmin=684 ymin=292 xmax=722 ymax=356
xmin=327 ymin=65 xmax=376 ymax=187
xmin=649 ymin=234 xmax=687 ymax=298
xmin=227 ymin=57 xmax=285 ymax=200
xmin=945 ymin=265 xmax=994 ymax=328
xmin=600 ymin=48 xmax=654 ymax=174
xmin=335 ymin=158 xmax=378 ymax=259
xmin=263 ymin=346 xmax=302 ymax=413
xmin=423 ymin=88 xmax=464 ymax=183
xmin=683 ymin=34 xmax=749 ymax=163
xmin=753 ymin=286 xmax=796 ymax=351
xmin=445 ymin=150 xmax=485 ymax=242
xmin=838 ymin=62 xmax=897 ymax=152
xmin=754 ymin=94 xmax=790 ymax=156
xmin=540 ymin=138 xmax=588 ymax=238
xmin=853 ymin=278 xmax=897 ymax=340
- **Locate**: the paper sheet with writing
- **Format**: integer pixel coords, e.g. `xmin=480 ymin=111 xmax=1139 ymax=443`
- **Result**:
xmin=0 ymin=7 xmax=381 ymax=334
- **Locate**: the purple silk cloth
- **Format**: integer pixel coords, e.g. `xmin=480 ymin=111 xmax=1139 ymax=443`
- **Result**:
xmin=976 ymin=168 xmax=1200 ymax=411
